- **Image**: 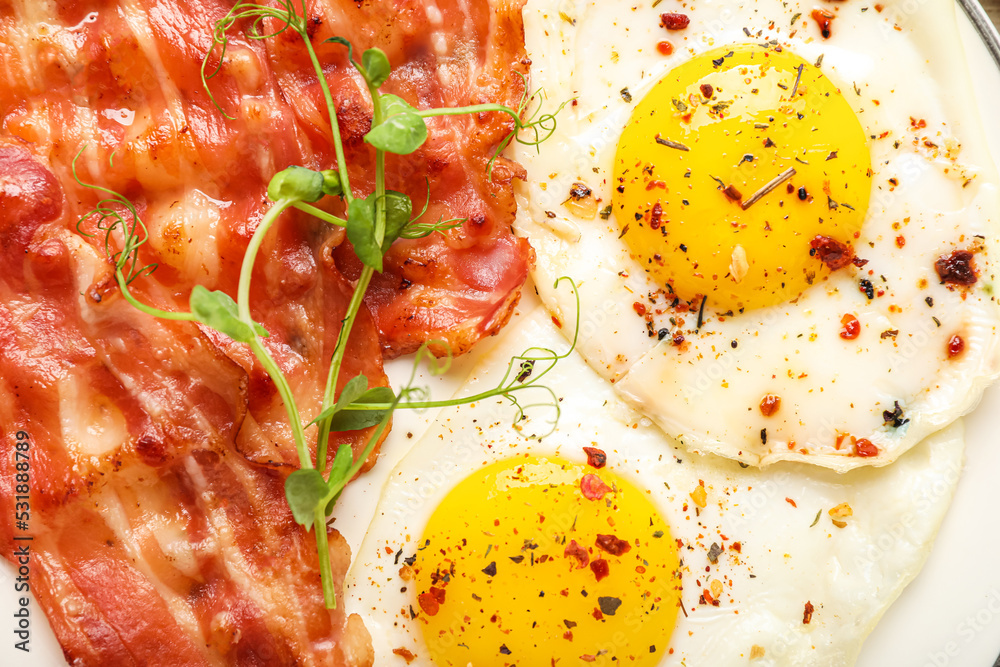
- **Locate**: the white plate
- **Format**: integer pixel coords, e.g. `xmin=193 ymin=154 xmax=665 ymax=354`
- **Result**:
xmin=5 ymin=3 xmax=1000 ymax=665
xmin=853 ymin=6 xmax=1000 ymax=666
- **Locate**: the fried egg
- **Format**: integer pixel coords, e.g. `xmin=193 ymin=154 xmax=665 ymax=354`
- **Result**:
xmin=345 ymin=306 xmax=964 ymax=665
xmin=513 ymin=0 xmax=1000 ymax=469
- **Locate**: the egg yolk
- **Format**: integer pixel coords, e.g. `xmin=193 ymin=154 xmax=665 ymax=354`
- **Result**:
xmin=412 ymin=456 xmax=681 ymax=666
xmin=613 ymin=43 xmax=872 ymax=313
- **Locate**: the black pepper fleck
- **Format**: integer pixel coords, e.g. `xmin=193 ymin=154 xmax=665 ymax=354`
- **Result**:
xmin=598 ymin=596 xmax=623 ymax=616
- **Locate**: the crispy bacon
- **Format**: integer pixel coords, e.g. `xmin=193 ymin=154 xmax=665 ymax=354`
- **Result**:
xmin=271 ymin=0 xmax=534 ymax=357
xmin=0 ymin=0 xmax=530 ymax=664
xmin=0 ymin=150 xmax=375 ymax=664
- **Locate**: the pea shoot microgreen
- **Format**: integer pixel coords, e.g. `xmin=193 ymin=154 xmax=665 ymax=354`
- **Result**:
xmin=74 ymin=0 xmax=567 ymax=610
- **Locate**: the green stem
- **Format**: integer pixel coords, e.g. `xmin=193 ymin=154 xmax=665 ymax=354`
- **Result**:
xmin=336 ymin=385 xmax=532 ymax=412
xmin=314 ymin=392 xmax=396 ymax=611
xmin=115 ymin=272 xmax=199 ymax=323
xmin=236 ymin=198 xmax=311 ymax=468
xmin=237 ymin=199 xmax=291 ymax=318
xmin=313 ymin=506 xmax=336 ymax=608
xmin=326 ymin=406 xmax=395 ymax=500
xmin=418 ymin=103 xmax=520 ymax=123
xmin=315 ymin=82 xmax=386 ymax=472
xmin=301 ymin=31 xmax=353 ymax=206
xmin=292 ymin=201 xmax=346 ymax=227
xmin=315 ymin=265 xmax=375 ymax=470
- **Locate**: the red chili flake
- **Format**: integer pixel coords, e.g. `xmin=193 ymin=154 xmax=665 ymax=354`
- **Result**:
xmin=811 ymin=8 xmax=835 ymax=38
xmin=759 ymin=394 xmax=781 ymax=417
xmin=672 ymin=332 xmax=685 ymax=346
xmin=731 ymin=542 xmax=742 ymax=553
xmin=895 ymin=235 xmax=906 ymax=248
xmin=947 ymin=334 xmax=965 ymax=359
xmin=910 ymin=117 xmax=927 ymax=128
xmin=852 ymin=256 xmax=869 ymax=268
xmin=564 ymin=540 xmax=590 ymax=569
xmin=810 ymin=235 xmax=855 ymax=270
xmin=580 ymin=474 xmax=612 ymax=500
xmin=590 ymin=558 xmax=610 ymax=582
xmin=417 ymin=587 xmax=446 ymax=616
xmin=583 ymin=446 xmax=607 ymax=469
xmin=702 ymin=588 xmax=719 ymax=606
xmin=935 ymin=249 xmax=978 ymax=286
xmin=595 ymin=534 xmax=632 ymax=557
xmin=392 ymin=648 xmax=417 ymax=664
xmin=660 ymin=12 xmax=690 ymax=30
xmin=839 ymin=314 xmax=860 ymax=340
xmin=785 ymin=497 xmax=797 ymax=508
xmin=563 ymin=631 xmax=574 ymax=641
xmin=633 ymin=301 xmax=647 ymax=316
xmin=803 ymin=601 xmax=815 ymax=624
xmin=649 ymin=202 xmax=663 ymax=230
xmin=657 ymin=40 xmax=674 ymax=55
xmin=700 ymin=83 xmax=714 ymax=98
xmin=854 ymin=439 xmax=879 ymax=457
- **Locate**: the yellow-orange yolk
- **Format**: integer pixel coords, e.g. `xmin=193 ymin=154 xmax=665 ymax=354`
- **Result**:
xmin=613 ymin=43 xmax=872 ymax=313
xmin=412 ymin=456 xmax=681 ymax=666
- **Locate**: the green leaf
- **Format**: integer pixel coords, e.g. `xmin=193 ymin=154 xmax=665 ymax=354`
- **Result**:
xmin=335 ymin=375 xmax=369 ymax=411
xmin=346 ymin=197 xmax=382 ymax=271
xmin=322 ymin=444 xmax=355 ymax=515
xmin=189 ymin=285 xmax=268 ymax=343
xmin=381 ymin=190 xmax=413 ymax=251
xmin=328 ymin=406 xmax=392 ymax=432
xmin=267 ymin=166 xmax=324 ymax=203
xmin=357 ymin=386 xmax=396 ymax=405
xmin=320 ymin=169 xmax=343 ymax=197
xmin=379 ymin=94 xmax=416 ymax=118
xmin=362 ymin=48 xmax=390 ymax=88
xmin=365 ymin=95 xmax=427 ymax=155
xmin=310 ymin=378 xmax=395 ymax=428
xmin=285 ymin=469 xmax=330 ymax=530
xmin=328 ymin=443 xmax=354 ymax=484
xmin=327 ymin=39 xmax=388 ymax=90
xmin=313 ymin=385 xmax=396 ymax=432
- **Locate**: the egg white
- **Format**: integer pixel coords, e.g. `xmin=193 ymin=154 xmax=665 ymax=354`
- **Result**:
xmin=512 ymin=0 xmax=1000 ymax=470
xmin=344 ymin=306 xmax=963 ymax=666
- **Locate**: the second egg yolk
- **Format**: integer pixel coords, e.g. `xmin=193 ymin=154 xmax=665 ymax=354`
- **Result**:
xmin=613 ymin=43 xmax=872 ymax=314
xmin=412 ymin=456 xmax=681 ymax=666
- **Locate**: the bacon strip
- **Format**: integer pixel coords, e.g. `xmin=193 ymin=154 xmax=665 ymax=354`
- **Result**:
xmin=0 ymin=0 xmax=529 ymax=663
xmin=0 ymin=150 xmax=374 ymax=665
xmin=261 ymin=0 xmax=534 ymax=357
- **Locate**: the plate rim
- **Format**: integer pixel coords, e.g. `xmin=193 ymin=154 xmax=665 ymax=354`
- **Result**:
xmin=960 ymin=0 xmax=1000 ymax=68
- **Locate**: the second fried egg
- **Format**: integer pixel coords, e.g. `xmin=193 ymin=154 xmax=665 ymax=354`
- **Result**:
xmin=345 ymin=307 xmax=964 ymax=666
